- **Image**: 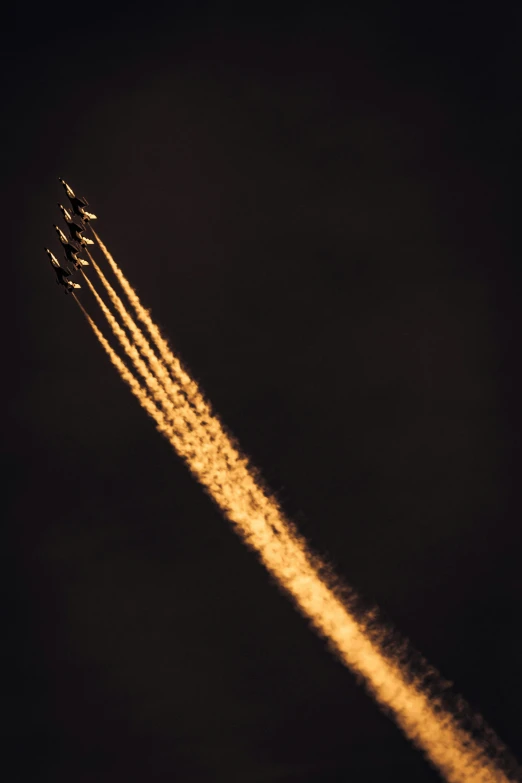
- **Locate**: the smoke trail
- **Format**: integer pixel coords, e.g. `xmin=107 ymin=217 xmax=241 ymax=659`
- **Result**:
xmin=79 ymin=272 xmax=201 ymax=465
xmin=72 ymin=295 xmax=169 ymax=435
xmin=88 ymin=235 xmax=518 ymax=782
xmin=81 ymin=270 xmax=167 ymax=407
xmin=73 ymin=292 xmax=220 ymax=479
xmin=91 ymin=230 xmax=289 ymax=532
xmin=86 ymin=250 xmax=215 ymax=438
xmin=92 ymin=230 xmax=212 ymax=417
xmin=80 ymin=272 xmax=245 ymax=488
xmin=89 ymin=235 xmax=252 ymax=482
xmin=81 ymin=267 xmax=249 ymax=484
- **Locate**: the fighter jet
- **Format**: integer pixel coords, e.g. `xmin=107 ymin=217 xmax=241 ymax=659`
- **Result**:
xmin=59 ymin=178 xmax=97 ymax=222
xmin=45 ymin=248 xmax=81 ymax=293
xmin=54 ymin=225 xmax=89 ymax=269
xmin=58 ymin=203 xmax=94 ymax=246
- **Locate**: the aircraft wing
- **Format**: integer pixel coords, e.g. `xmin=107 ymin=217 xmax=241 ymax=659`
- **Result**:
xmin=55 ymin=262 xmax=71 ymax=277
xmin=61 ymin=179 xmax=75 ymax=198
xmin=46 ymin=250 xmax=67 ymax=272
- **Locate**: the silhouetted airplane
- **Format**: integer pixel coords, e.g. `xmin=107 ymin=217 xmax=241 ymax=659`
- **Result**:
xmin=54 ymin=225 xmax=89 ymax=269
xmin=59 ymin=178 xmax=97 ymax=222
xmin=58 ymin=203 xmax=94 ymax=246
xmin=45 ymin=248 xmax=81 ymax=293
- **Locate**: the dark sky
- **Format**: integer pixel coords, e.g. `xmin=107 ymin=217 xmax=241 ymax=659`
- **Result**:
xmin=4 ymin=3 xmax=522 ymax=781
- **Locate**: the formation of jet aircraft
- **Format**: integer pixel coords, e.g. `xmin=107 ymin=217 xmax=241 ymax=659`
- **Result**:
xmin=45 ymin=179 xmax=97 ymax=294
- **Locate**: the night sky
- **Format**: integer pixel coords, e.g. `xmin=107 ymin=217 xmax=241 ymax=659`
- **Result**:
xmin=4 ymin=4 xmax=522 ymax=781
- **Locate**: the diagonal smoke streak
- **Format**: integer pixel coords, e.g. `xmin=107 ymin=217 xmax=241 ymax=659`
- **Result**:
xmin=85 ymin=250 xmax=191 ymax=417
xmin=73 ymin=293 xmax=226 ymax=482
xmin=90 ymin=231 xmax=259 ymax=494
xmin=72 ymin=295 xmax=169 ymax=433
xmin=79 ymin=271 xmax=197 ymax=466
xmin=80 ymin=270 xmax=252 ymax=492
xmin=85 ymin=250 xmax=234 ymax=467
xmin=91 ymin=230 xmax=291 ymax=536
xmin=81 ymin=264 xmax=249 ymax=491
xmin=91 ymin=230 xmax=214 ymax=419
xmin=86 ymin=234 xmax=518 ymax=782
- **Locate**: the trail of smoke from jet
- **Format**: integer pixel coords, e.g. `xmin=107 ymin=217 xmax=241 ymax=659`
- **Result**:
xmin=91 ymin=230 xmax=291 ymax=532
xmin=81 ymin=264 xmax=246 ymax=484
xmin=72 ymin=294 xmax=171 ymax=435
xmin=81 ymin=271 xmax=166 ymax=403
xmin=79 ymin=272 xmax=200 ymax=464
xmin=79 ymin=272 xmax=247 ymax=489
xmin=91 ymin=230 xmax=213 ymax=418
xmin=86 ymin=250 xmax=215 ymax=439
xmin=73 ymin=292 xmax=223 ymax=480
xmin=88 ymin=234 xmax=518 ymax=782
xmin=89 ymin=231 xmax=261 ymax=501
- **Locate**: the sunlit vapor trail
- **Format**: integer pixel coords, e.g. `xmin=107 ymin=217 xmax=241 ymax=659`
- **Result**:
xmin=92 ymin=229 xmax=288 ymax=530
xmin=73 ymin=293 xmax=215 ymax=474
xmin=79 ymin=272 xmax=199 ymax=464
xmin=88 ymin=235 xmax=517 ymax=782
xmin=72 ymin=295 xmax=167 ymax=431
xmin=92 ymin=230 xmax=213 ymax=420
xmin=86 ymin=250 xmax=213 ymax=438
xmin=81 ymin=263 xmax=243 ymax=479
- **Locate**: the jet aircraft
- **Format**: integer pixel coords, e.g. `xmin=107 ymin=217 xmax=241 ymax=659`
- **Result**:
xmin=54 ymin=225 xmax=89 ymax=269
xmin=58 ymin=203 xmax=94 ymax=246
xmin=45 ymin=248 xmax=81 ymax=293
xmin=59 ymin=178 xmax=97 ymax=222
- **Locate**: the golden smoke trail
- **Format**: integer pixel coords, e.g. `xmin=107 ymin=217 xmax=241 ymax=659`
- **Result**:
xmin=73 ymin=293 xmax=215 ymax=475
xmin=79 ymin=272 xmax=199 ymax=467
xmin=91 ymin=231 xmax=288 ymax=532
xmin=86 ymin=248 xmax=252 ymax=484
xmin=91 ymin=229 xmax=212 ymax=419
xmin=81 ymin=270 xmax=167 ymax=407
xmin=87 ymin=235 xmax=518 ymax=782
xmin=72 ymin=295 xmax=168 ymax=435
xmin=85 ymin=251 xmax=207 ymax=435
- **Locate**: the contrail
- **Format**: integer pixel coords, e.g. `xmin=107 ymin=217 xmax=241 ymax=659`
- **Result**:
xmin=91 ymin=230 xmax=289 ymax=529
xmin=85 ymin=248 xmax=250 ymax=483
xmin=80 ymin=266 xmax=243 ymax=482
xmin=80 ymin=270 xmax=171 ymax=414
xmin=80 ymin=270 xmax=250 ymax=489
xmin=91 ymin=229 xmax=213 ymax=419
xmin=86 ymin=249 xmax=177 ymax=400
xmin=91 ymin=230 xmax=272 ymax=517
xmin=72 ymin=294 xmax=168 ymax=434
xmin=79 ymin=271 xmax=200 ymax=466
xmin=87 ymin=234 xmax=518 ymax=782
xmin=73 ymin=292 xmax=218 ymax=478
